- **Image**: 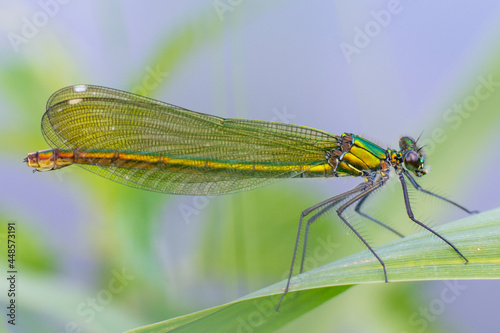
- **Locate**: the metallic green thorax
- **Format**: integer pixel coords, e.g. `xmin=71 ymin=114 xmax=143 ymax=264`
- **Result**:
xmin=327 ymin=133 xmax=388 ymax=177
xmin=327 ymin=133 xmax=426 ymax=178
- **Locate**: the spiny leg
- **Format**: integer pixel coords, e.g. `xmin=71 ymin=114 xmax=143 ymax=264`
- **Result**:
xmin=276 ymin=183 xmax=366 ymax=311
xmin=300 ymin=184 xmax=404 ymax=273
xmin=403 ymin=170 xmax=478 ymax=214
xmin=354 ymin=191 xmax=405 ymax=238
xmin=398 ymin=173 xmax=469 ymax=263
xmin=300 ymin=200 xmax=339 ymax=274
xmin=276 ymin=179 xmax=393 ymax=311
xmin=335 ymin=179 xmax=390 ymax=283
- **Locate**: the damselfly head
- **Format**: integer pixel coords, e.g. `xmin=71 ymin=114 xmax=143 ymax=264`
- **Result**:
xmin=399 ymin=136 xmax=426 ymax=177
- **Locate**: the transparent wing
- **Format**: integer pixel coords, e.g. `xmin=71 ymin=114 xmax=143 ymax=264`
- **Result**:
xmin=41 ymin=85 xmax=339 ymax=195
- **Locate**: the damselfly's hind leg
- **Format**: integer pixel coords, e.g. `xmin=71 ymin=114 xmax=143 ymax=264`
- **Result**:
xmin=300 ymin=201 xmax=336 ymax=273
xmin=276 ymin=178 xmax=390 ymax=311
xmin=276 ymin=183 xmax=366 ymax=311
xmin=334 ymin=179 xmax=390 ymax=283
xmin=299 ymin=190 xmax=404 ymax=275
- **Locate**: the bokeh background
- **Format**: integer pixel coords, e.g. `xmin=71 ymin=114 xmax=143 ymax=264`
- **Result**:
xmin=1 ymin=1 xmax=500 ymax=332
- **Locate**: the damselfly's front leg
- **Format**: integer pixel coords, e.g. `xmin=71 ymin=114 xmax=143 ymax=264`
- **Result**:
xmin=403 ymin=170 xmax=478 ymax=214
xmin=398 ymin=172 xmax=469 ymax=263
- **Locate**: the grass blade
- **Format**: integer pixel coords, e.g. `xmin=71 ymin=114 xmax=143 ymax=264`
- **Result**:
xmin=128 ymin=207 xmax=500 ymax=332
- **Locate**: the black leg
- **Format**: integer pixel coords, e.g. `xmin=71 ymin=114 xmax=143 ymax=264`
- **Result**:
xmin=276 ymin=183 xmax=366 ymax=311
xmin=398 ymin=173 xmax=468 ymax=263
xmin=354 ymin=192 xmax=405 ymax=238
xmin=335 ymin=179 xmax=390 ymax=284
xmin=276 ymin=179 xmax=389 ymax=311
xmin=403 ymin=170 xmax=478 ymax=214
xmin=300 ymin=183 xmax=405 ymax=274
xmin=300 ymin=200 xmax=337 ymax=273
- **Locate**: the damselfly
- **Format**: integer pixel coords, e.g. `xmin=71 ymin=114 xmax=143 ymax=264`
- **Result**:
xmin=25 ymin=85 xmax=476 ymax=310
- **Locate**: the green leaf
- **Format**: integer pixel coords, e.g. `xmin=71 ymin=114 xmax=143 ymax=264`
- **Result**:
xmin=127 ymin=207 xmax=500 ymax=332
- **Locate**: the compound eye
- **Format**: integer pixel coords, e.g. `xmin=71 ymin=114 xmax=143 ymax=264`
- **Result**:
xmin=404 ymin=151 xmax=421 ymax=171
